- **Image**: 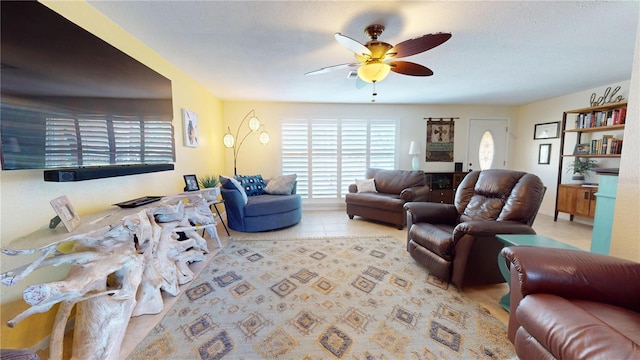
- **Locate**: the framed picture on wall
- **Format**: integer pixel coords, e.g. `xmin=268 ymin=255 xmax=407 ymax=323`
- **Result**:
xmin=538 ymin=143 xmax=551 ymax=164
xmin=533 ymin=122 xmax=560 ymax=140
xmin=182 ymin=109 xmax=199 ymax=147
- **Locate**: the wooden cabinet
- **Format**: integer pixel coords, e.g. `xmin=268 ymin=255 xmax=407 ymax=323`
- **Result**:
xmin=554 ymin=101 xmax=627 ymax=221
xmin=424 ymin=172 xmax=469 ymax=204
xmin=557 ymin=184 xmax=597 ymax=220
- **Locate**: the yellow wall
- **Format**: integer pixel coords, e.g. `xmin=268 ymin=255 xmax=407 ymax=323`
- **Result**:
xmin=0 ymin=1 xmax=225 ymax=349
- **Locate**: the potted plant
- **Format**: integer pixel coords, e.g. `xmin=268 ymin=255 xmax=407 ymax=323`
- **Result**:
xmin=198 ymin=174 xmax=220 ymax=200
xmin=198 ymin=174 xmax=220 ymax=189
xmin=566 ymin=158 xmax=598 ymax=182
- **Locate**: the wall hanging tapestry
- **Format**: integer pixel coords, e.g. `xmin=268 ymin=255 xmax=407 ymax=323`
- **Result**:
xmin=129 ymin=236 xmax=515 ymax=359
xmin=426 ymin=118 xmax=457 ymax=162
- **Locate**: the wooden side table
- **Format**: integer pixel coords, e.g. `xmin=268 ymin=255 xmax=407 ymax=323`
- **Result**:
xmin=496 ymin=234 xmax=581 ymax=312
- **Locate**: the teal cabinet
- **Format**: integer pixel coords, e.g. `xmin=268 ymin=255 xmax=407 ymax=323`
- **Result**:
xmin=591 ymin=174 xmax=618 ymax=254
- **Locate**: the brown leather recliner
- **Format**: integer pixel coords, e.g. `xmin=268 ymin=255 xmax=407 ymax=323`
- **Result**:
xmin=502 ymin=246 xmax=640 ymax=360
xmin=346 ymin=168 xmax=430 ymax=229
xmin=404 ymin=169 xmax=545 ymax=288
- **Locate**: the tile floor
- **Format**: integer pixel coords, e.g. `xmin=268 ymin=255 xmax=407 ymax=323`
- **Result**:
xmin=40 ymin=209 xmax=593 ymax=359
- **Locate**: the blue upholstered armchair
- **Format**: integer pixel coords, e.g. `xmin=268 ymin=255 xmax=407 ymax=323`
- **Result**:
xmin=220 ymin=175 xmax=302 ymax=232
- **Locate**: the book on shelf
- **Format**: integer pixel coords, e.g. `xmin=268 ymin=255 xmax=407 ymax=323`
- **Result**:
xmin=589 ymin=136 xmax=623 ymax=155
xmin=575 ymin=107 xmax=626 ymax=128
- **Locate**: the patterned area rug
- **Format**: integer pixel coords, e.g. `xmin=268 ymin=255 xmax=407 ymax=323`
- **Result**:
xmin=129 ymin=236 xmax=515 ymax=359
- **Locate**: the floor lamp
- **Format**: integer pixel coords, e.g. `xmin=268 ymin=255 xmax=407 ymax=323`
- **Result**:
xmin=223 ymin=110 xmax=269 ymax=176
xmin=409 ymin=141 xmax=421 ymax=171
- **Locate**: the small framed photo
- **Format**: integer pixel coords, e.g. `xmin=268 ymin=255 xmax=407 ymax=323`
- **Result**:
xmin=533 ymin=122 xmax=560 ymax=140
xmin=573 ymin=143 xmax=591 ymax=155
xmin=183 ymin=174 xmax=200 ymax=192
xmin=182 ymin=108 xmax=199 ymax=147
xmin=538 ymin=143 xmax=551 ymax=164
xmin=50 ymin=195 xmax=80 ymax=232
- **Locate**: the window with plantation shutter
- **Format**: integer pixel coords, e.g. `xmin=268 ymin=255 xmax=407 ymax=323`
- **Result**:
xmin=78 ymin=116 xmax=110 ymax=166
xmin=143 ymin=118 xmax=175 ymax=163
xmin=45 ymin=114 xmax=174 ymax=167
xmin=45 ymin=117 xmax=78 ymax=168
xmin=282 ymin=118 xmax=397 ymax=199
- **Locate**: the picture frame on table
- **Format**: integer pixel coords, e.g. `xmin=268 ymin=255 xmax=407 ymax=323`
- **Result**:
xmin=573 ymin=143 xmax=591 ymax=155
xmin=533 ymin=121 xmax=560 ymax=140
xmin=538 ymin=143 xmax=551 ymax=165
xmin=50 ymin=195 xmax=81 ymax=232
xmin=183 ymin=174 xmax=200 ymax=192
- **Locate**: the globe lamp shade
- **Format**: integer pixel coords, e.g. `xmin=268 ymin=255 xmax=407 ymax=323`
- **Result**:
xmin=357 ymin=62 xmax=391 ymax=83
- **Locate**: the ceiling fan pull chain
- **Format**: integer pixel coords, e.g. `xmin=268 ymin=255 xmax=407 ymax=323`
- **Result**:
xmin=371 ymin=80 xmax=377 ymax=103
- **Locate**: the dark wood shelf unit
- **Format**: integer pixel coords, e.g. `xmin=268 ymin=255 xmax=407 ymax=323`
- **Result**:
xmin=424 ymin=171 xmax=469 ymax=204
xmin=554 ymin=101 xmax=627 ymax=221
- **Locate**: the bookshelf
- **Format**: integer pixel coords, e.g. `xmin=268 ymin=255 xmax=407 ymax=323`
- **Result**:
xmin=554 ymin=101 xmax=627 ymax=221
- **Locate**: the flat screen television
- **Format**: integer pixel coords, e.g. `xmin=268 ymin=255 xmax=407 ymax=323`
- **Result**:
xmin=1 ymin=1 xmax=175 ymax=179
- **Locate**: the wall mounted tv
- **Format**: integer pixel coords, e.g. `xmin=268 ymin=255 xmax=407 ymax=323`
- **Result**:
xmin=1 ymin=1 xmax=175 ymax=181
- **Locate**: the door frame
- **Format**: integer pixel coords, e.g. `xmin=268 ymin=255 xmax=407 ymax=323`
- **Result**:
xmin=466 ymin=118 xmax=511 ymax=171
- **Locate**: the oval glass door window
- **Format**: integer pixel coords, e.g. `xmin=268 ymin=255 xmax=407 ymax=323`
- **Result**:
xmin=478 ymin=130 xmax=495 ymax=170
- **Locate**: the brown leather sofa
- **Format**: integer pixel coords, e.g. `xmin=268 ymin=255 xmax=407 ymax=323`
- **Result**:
xmin=404 ymin=169 xmax=545 ymax=288
xmin=502 ymin=246 xmax=640 ymax=360
xmin=345 ymin=168 xmax=429 ymax=229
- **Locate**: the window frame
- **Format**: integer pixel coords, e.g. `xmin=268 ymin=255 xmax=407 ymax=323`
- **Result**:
xmin=280 ymin=117 xmax=398 ymax=199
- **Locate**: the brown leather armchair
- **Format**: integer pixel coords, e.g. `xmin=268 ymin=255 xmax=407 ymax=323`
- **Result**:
xmin=502 ymin=246 xmax=640 ymax=360
xmin=404 ymin=169 xmax=545 ymax=288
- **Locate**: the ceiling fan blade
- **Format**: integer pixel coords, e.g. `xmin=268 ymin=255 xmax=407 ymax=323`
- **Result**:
xmin=335 ymin=33 xmax=371 ymax=57
xmin=305 ymin=62 xmax=359 ymax=76
xmin=388 ymin=33 xmax=451 ymax=58
xmin=388 ymin=61 xmax=434 ymax=76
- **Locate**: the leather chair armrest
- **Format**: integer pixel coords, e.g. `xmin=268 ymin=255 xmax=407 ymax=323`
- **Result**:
xmin=404 ymin=202 xmax=458 ymax=224
xmin=502 ymin=246 xmax=640 ymax=312
xmin=401 ymin=185 xmax=430 ymax=201
xmin=348 ymin=184 xmax=358 ymax=193
xmin=453 ymin=221 xmax=536 ymax=239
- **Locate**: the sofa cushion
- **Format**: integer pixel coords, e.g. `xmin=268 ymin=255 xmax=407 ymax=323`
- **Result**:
xmin=409 ymin=223 xmax=455 ymax=260
xmin=345 ymin=192 xmax=404 ymax=211
xmin=220 ymin=175 xmax=248 ymax=204
xmin=244 ymin=194 xmax=301 ymax=217
xmin=265 ymin=174 xmax=297 ymax=195
xmin=366 ymin=168 xmax=425 ymax=194
xmin=356 ymin=178 xmax=377 ymax=193
xmin=516 ymin=294 xmax=640 ymax=360
xmin=235 ymin=174 xmax=266 ymax=196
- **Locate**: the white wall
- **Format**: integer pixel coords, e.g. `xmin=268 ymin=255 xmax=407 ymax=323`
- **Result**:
xmin=610 ymin=18 xmax=640 ymax=261
xmin=222 ymin=101 xmax=517 ymax=179
xmin=515 ymin=81 xmax=631 ymax=219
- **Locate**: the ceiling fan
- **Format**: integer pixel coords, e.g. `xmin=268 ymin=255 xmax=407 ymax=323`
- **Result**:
xmin=306 ymin=24 xmax=452 ymax=85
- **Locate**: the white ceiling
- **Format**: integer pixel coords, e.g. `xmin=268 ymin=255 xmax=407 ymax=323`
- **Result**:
xmin=88 ymin=1 xmax=639 ymax=106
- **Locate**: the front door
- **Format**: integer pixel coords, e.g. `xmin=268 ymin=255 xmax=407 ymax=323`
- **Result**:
xmin=466 ymin=119 xmax=508 ymax=171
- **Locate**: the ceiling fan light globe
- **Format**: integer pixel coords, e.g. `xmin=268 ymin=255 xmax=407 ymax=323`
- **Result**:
xmin=357 ymin=62 xmax=391 ymax=83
